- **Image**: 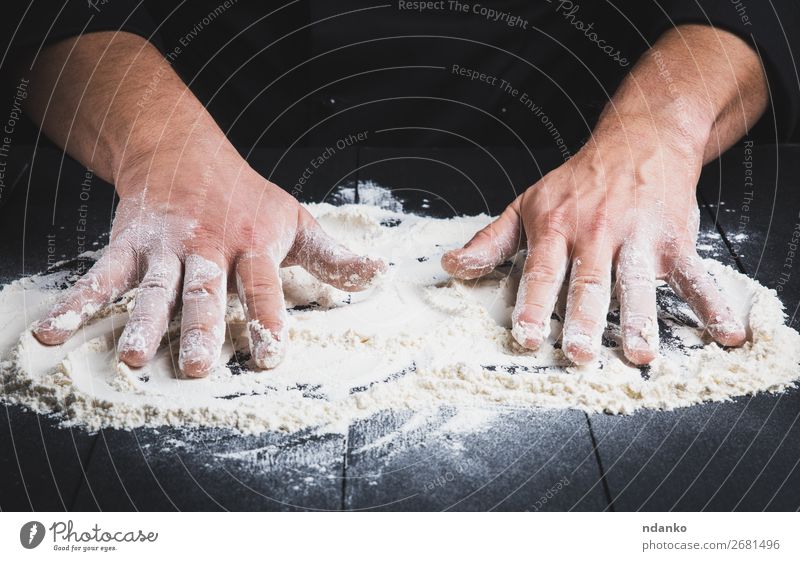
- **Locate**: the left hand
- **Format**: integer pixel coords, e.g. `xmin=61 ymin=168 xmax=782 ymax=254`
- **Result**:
xmin=442 ymin=115 xmax=747 ymax=365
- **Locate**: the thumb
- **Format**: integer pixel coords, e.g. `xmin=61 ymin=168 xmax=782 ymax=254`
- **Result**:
xmin=441 ymin=200 xmax=523 ymax=280
xmin=287 ymin=209 xmax=387 ymax=292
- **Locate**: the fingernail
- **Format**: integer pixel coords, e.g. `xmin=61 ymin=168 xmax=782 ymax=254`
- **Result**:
xmin=248 ymin=320 xmax=286 ymax=369
xmin=117 ymin=322 xmax=152 ymax=367
xmin=562 ymin=330 xmax=599 ymax=365
xmin=118 ymin=322 xmax=148 ymax=352
xmin=178 ymin=329 xmax=219 ymax=377
xmin=368 ymin=256 xmax=388 ymax=272
xmin=32 ymin=319 xmax=59 ymax=345
xmin=32 ymin=312 xmax=82 ymax=345
xmin=357 ymin=257 xmax=386 ymax=287
xmin=32 ymin=318 xmax=54 ymax=335
xmin=623 ymin=336 xmax=657 ymax=365
xmin=707 ymin=317 xmax=747 ymax=346
xmin=339 ymin=256 xmax=388 ymax=290
xmin=622 ymin=320 xmax=659 ymax=364
xmin=443 ymin=250 xmax=492 ymax=280
xmin=363 ymin=258 xmax=389 ymax=287
xmin=39 ymin=310 xmax=82 ymax=332
xmin=512 ymin=320 xmax=547 ymax=350
xmin=441 ymin=249 xmax=459 ymax=268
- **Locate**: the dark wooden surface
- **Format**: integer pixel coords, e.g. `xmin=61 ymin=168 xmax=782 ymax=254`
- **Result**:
xmin=1 ymin=143 xmax=798 ymax=511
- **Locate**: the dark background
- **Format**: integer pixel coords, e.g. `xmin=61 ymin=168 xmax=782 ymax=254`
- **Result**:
xmin=2 ymin=0 xmax=800 ymax=160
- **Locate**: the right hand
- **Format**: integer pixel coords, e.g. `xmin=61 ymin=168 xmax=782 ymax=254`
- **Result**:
xmin=442 ymin=116 xmax=746 ymax=366
xmin=33 ymin=144 xmax=385 ymax=376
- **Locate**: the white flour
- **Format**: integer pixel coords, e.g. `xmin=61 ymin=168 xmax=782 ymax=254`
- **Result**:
xmin=1 ymin=202 xmax=799 ymax=434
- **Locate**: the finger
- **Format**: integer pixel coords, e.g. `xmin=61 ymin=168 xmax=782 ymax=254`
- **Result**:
xmin=616 ymin=244 xmax=658 ymax=365
xmin=33 ymin=250 xmax=137 ymax=345
xmin=236 ymin=255 xmax=287 ymax=369
xmin=178 ymin=252 xmax=227 ymax=378
xmin=510 ymin=234 xmax=569 ymax=350
xmin=288 ymin=213 xmax=386 ymax=292
xmin=666 ymin=253 xmax=747 ymax=346
xmin=442 ymin=202 xmax=522 ymax=280
xmin=562 ymin=248 xmax=612 ymax=365
xmin=117 ymin=254 xmax=182 ymax=367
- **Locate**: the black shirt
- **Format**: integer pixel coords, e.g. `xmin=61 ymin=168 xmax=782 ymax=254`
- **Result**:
xmin=3 ymin=1 xmax=799 ymax=153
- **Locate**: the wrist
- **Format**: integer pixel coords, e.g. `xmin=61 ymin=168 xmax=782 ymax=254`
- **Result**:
xmin=589 ymin=102 xmax=711 ymax=163
xmin=115 ymin=127 xmax=246 ymax=199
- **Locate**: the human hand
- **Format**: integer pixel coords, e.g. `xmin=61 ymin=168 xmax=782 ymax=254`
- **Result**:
xmin=33 ymin=144 xmax=385 ymax=376
xmin=442 ymin=116 xmax=746 ymax=366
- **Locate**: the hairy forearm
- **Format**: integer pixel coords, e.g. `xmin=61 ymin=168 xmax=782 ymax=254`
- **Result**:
xmin=593 ymin=24 xmax=768 ymax=164
xmin=24 ymin=31 xmax=234 ymax=186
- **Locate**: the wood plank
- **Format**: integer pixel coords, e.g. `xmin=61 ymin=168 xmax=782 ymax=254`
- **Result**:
xmin=590 ymin=390 xmax=800 ymax=511
xmin=0 ymin=405 xmax=95 ymax=511
xmin=344 ymin=408 xmax=607 ymax=511
xmin=697 ymin=142 xmax=800 ymax=510
xmin=71 ymin=427 xmax=346 ymax=511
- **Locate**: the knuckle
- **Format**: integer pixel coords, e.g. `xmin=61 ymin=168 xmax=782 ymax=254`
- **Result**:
xmin=571 ymin=272 xmax=607 ymax=290
xmin=183 ymin=284 xmax=216 ymax=303
xmin=523 ymin=261 xmax=561 ymax=286
xmin=136 ymin=285 xmax=177 ymax=313
xmin=667 ymin=243 xmax=697 ymax=264
xmin=182 ymin=282 xmax=225 ymax=301
xmin=566 ymin=318 xmax=602 ymax=338
xmin=190 ymin=223 xmax=222 ymax=241
xmin=465 ymin=224 xmax=516 ymax=255
xmin=536 ymin=230 xmax=569 ymax=252
xmin=183 ymin=260 xmax=225 ymax=298
xmin=139 ymin=275 xmax=172 ymax=292
xmin=584 ymin=214 xmax=610 ymax=242
xmin=620 ymin=312 xmax=654 ymax=330
xmin=125 ymin=314 xmax=160 ymax=333
xmin=502 ymin=200 xmax=522 ymax=222
xmin=540 ymin=225 xmax=573 ymax=248
xmin=617 ymin=270 xmax=654 ymax=290
xmin=72 ymin=273 xmax=105 ymax=296
xmin=245 ymin=280 xmax=282 ymax=299
xmin=236 ymin=224 xmax=256 ymax=243
xmin=180 ymin=320 xmax=224 ymax=340
xmin=183 ymin=240 xmax=227 ymax=262
xmin=109 ymin=237 xmax=138 ymax=258
xmin=544 ymin=207 xmax=572 ymax=231
xmin=471 ymin=227 xmax=495 ymax=246
xmin=290 ymin=230 xmax=317 ymax=260
xmin=296 ymin=206 xmax=316 ymax=230
xmin=515 ymin=301 xmax=550 ymax=321
xmin=665 ymin=251 xmax=702 ymax=282
xmin=183 ymin=282 xmax=214 ymax=298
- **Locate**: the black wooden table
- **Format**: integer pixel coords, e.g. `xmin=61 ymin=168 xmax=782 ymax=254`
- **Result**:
xmin=1 ymin=142 xmax=798 ymax=511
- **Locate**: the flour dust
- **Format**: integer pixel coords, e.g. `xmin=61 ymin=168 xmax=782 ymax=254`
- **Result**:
xmin=1 ymin=194 xmax=799 ymax=435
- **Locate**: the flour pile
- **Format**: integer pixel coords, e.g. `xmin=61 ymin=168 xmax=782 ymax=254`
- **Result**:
xmin=1 ymin=202 xmax=799 ymax=434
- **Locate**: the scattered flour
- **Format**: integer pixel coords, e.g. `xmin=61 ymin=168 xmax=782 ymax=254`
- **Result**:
xmin=1 ymin=203 xmax=799 ymax=435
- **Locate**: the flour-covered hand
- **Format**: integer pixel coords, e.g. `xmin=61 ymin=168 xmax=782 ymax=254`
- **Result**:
xmin=33 ymin=145 xmax=385 ymax=376
xmin=443 ymin=116 xmax=747 ymax=366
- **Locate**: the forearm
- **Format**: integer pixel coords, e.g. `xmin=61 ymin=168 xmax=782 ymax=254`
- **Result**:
xmin=24 ymin=31 xmax=235 ymax=187
xmin=593 ymin=24 xmax=768 ymax=164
